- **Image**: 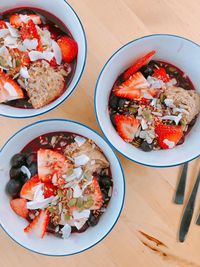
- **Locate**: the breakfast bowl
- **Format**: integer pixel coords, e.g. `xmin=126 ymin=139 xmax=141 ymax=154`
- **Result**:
xmin=0 ymin=0 xmax=87 ymax=118
xmin=0 ymin=119 xmax=125 ymax=256
xmin=95 ymin=34 xmax=200 ymax=167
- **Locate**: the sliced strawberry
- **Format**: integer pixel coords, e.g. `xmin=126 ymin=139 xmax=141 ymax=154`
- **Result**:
xmin=24 ymin=210 xmax=42 ymax=233
xmin=153 ymin=67 xmax=170 ymax=83
xmin=57 ymin=36 xmax=78 ymax=63
xmin=37 ymin=149 xmax=71 ymax=183
xmin=0 ymin=71 xmax=24 ymax=103
xmin=84 ymin=177 xmax=103 ymax=210
xmin=114 ymin=114 xmax=140 ymax=142
xmin=123 ymin=50 xmax=156 ymax=80
xmin=10 ymin=13 xmax=41 ymax=28
xmin=0 ymin=20 xmax=7 ymax=29
xmin=155 ymin=123 xmax=183 ymax=149
xmin=24 ymin=209 xmax=50 ymax=238
xmin=43 ymin=182 xmax=57 ymax=198
xmin=20 ymin=20 xmax=42 ymax=51
xmin=20 ymin=175 xmax=41 ymax=200
xmin=10 ymin=198 xmax=29 ymax=219
xmin=114 ymin=72 xmax=156 ymax=100
xmin=40 ymin=210 xmax=50 ymax=238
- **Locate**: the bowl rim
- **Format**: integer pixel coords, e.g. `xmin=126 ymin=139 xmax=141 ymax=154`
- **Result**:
xmin=0 ymin=0 xmax=87 ymax=119
xmin=0 ymin=118 xmax=126 ymax=256
xmin=94 ymin=33 xmax=200 ymax=168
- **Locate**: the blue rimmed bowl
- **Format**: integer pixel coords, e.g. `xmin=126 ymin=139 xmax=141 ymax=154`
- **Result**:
xmin=0 ymin=0 xmax=87 ymax=118
xmin=95 ymin=34 xmax=200 ymax=167
xmin=0 ymin=119 xmax=125 ymax=256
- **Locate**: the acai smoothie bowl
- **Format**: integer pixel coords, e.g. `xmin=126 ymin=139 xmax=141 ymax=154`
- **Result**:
xmin=0 ymin=119 xmax=125 ymax=256
xmin=0 ymin=0 xmax=86 ymax=118
xmin=95 ymin=34 xmax=200 ymax=167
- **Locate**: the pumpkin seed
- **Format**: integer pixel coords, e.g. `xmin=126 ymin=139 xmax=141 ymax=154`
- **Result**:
xmin=181 ymin=118 xmax=187 ymax=127
xmin=66 ymin=188 xmax=73 ymax=199
xmin=66 ymin=168 xmax=73 ymax=176
xmin=128 ymin=107 xmax=137 ymax=114
xmin=64 ymin=213 xmax=71 ymax=221
xmin=68 ymin=198 xmax=77 ymax=207
xmin=160 ymin=93 xmax=166 ymax=103
xmin=142 ymin=109 xmax=152 ymax=120
xmin=84 ymin=171 xmax=93 ymax=181
xmin=48 ymin=206 xmax=56 ymax=214
xmin=77 ymin=197 xmax=84 ymax=208
xmin=84 ymin=197 xmax=94 ymax=209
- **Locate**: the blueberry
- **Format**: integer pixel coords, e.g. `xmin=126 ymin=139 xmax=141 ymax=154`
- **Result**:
xmin=100 ymin=175 xmax=113 ymax=189
xmin=118 ymin=98 xmax=127 ymax=108
xmin=10 ymin=167 xmax=24 ymax=179
xmin=141 ymin=141 xmax=153 ymax=152
xmin=88 ymin=214 xmax=100 ymax=227
xmin=6 ymin=179 xmax=22 ymax=197
xmin=11 ymin=153 xmax=26 ymax=168
xmin=109 ymin=95 xmax=119 ymax=110
xmin=26 ymin=153 xmax=37 ymax=166
xmin=28 ymin=163 xmax=37 ymax=176
xmin=140 ymin=65 xmax=154 ymax=78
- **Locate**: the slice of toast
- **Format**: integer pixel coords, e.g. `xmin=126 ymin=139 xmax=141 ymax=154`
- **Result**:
xmin=26 ymin=60 xmax=70 ymax=109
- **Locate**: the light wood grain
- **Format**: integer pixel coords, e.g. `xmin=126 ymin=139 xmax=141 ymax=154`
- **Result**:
xmin=1 ymin=0 xmax=200 ymax=266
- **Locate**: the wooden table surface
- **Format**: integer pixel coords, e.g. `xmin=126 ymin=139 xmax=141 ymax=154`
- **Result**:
xmin=1 ymin=0 xmax=200 ymax=266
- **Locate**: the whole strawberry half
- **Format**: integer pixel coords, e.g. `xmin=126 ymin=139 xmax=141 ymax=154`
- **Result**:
xmin=57 ymin=36 xmax=78 ymax=63
xmin=155 ymin=123 xmax=183 ymax=149
xmin=114 ymin=114 xmax=140 ymax=142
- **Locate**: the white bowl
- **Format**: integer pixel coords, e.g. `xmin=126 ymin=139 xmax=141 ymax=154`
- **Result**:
xmin=0 ymin=0 xmax=87 ymax=118
xmin=95 ymin=34 xmax=200 ymax=167
xmin=0 ymin=119 xmax=125 ymax=256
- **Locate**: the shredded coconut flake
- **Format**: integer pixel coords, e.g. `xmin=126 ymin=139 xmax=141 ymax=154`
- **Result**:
xmin=163 ymin=139 xmax=175 ymax=149
xmin=20 ymin=165 xmax=31 ymax=179
xmin=74 ymin=154 xmax=90 ymax=167
xmin=74 ymin=136 xmax=87 ymax=147
xmin=61 ymin=224 xmax=71 ymax=239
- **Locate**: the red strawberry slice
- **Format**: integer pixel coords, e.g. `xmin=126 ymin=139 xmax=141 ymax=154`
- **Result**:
xmin=153 ymin=67 xmax=170 ymax=83
xmin=114 ymin=72 xmax=156 ymax=100
xmin=114 ymin=115 xmax=140 ymax=142
xmin=84 ymin=177 xmax=103 ymax=210
xmin=37 ymin=149 xmax=71 ymax=183
xmin=43 ymin=182 xmax=57 ymax=198
xmin=24 ymin=209 xmax=50 ymax=238
xmin=123 ymin=50 xmax=156 ymax=80
xmin=40 ymin=210 xmax=50 ymax=238
xmin=0 ymin=20 xmax=7 ymax=29
xmin=0 ymin=71 xmax=24 ymax=103
xmin=155 ymin=123 xmax=183 ymax=149
xmin=20 ymin=175 xmax=41 ymax=200
xmin=57 ymin=36 xmax=78 ymax=63
xmin=10 ymin=13 xmax=41 ymax=28
xmin=10 ymin=198 xmax=29 ymax=219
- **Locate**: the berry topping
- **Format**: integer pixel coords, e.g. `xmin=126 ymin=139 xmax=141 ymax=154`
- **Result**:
xmin=114 ymin=114 xmax=140 ymax=142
